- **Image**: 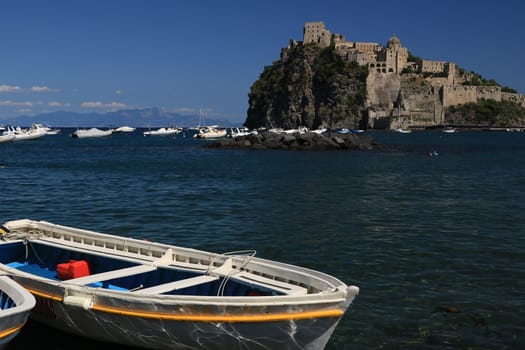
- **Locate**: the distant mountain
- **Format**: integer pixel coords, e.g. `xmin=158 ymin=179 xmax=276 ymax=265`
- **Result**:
xmin=0 ymin=107 xmax=243 ymax=128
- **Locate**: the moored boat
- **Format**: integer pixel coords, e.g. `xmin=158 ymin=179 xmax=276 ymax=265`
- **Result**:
xmin=143 ymin=126 xmax=182 ymax=136
xmin=114 ymin=126 xmax=136 ymax=133
xmin=227 ymin=127 xmax=257 ymax=138
xmin=0 ymin=275 xmax=36 ymax=349
xmin=30 ymin=123 xmax=61 ymax=135
xmin=0 ymin=219 xmax=359 ymax=350
xmin=393 ymin=127 xmax=412 ymax=134
xmin=70 ymin=128 xmax=114 ymax=138
xmin=7 ymin=126 xmax=47 ymax=141
xmin=193 ymin=126 xmax=227 ymax=139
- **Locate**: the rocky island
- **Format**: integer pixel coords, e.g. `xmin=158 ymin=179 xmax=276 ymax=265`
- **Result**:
xmin=244 ymin=22 xmax=525 ymax=132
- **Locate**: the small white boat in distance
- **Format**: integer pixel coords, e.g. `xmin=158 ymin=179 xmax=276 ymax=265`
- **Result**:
xmin=114 ymin=126 xmax=136 ymax=133
xmin=394 ymin=127 xmax=412 ymax=134
xmin=193 ymin=126 xmax=227 ymax=139
xmin=7 ymin=126 xmax=48 ymax=141
xmin=30 ymin=123 xmax=61 ymax=135
xmin=71 ymin=128 xmax=114 ymax=138
xmin=0 ymin=275 xmax=36 ymax=349
xmin=0 ymin=219 xmax=359 ymax=350
xmin=442 ymin=127 xmax=456 ymax=133
xmin=311 ymin=127 xmax=328 ymax=134
xmin=143 ymin=126 xmax=182 ymax=136
xmin=228 ymin=127 xmax=257 ymax=138
xmin=283 ymin=126 xmax=309 ymax=134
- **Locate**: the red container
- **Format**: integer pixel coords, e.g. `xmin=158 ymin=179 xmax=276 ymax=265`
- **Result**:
xmin=56 ymin=260 xmax=90 ymax=280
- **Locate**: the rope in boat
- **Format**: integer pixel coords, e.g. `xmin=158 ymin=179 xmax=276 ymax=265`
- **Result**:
xmin=0 ymin=228 xmax=47 ymax=266
xmin=214 ymin=250 xmax=256 ymax=296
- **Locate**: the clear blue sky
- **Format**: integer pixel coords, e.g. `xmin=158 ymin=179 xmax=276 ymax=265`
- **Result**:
xmin=0 ymin=0 xmax=523 ymax=124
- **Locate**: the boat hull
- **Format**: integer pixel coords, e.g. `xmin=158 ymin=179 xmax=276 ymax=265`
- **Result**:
xmin=0 ymin=134 xmax=15 ymax=143
xmin=28 ymin=291 xmax=344 ymax=349
xmin=0 ymin=276 xmax=36 ymax=349
xmin=71 ymin=128 xmax=113 ymax=138
xmin=15 ymin=274 xmax=350 ymax=349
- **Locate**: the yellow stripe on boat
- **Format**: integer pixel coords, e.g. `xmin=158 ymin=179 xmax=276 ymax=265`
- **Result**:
xmin=0 ymin=321 xmax=27 ymax=339
xmin=91 ymin=304 xmax=344 ymax=322
xmin=25 ymin=288 xmax=63 ymax=302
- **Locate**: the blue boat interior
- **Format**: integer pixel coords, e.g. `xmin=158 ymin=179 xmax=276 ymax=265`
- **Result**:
xmin=0 ymin=241 xmax=280 ymax=296
xmin=0 ymin=289 xmax=15 ymax=310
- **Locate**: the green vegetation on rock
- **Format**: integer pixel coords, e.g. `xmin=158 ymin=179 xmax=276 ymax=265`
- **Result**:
xmin=447 ymin=99 xmax=525 ymax=127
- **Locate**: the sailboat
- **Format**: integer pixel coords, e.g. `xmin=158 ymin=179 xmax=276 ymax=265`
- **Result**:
xmin=393 ymin=96 xmax=411 ymax=133
xmin=192 ymin=109 xmax=227 ymax=139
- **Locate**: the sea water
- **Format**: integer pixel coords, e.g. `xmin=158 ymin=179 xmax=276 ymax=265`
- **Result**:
xmin=1 ymin=129 xmax=524 ymax=349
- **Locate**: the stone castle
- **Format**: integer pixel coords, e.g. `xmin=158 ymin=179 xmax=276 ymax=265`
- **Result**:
xmin=302 ymin=22 xmax=525 ymax=128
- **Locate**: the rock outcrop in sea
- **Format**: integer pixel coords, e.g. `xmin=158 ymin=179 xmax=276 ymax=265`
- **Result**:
xmin=205 ymin=131 xmax=377 ymax=151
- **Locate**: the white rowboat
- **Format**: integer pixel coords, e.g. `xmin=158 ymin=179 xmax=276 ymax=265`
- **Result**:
xmin=0 ymin=219 xmax=358 ymax=350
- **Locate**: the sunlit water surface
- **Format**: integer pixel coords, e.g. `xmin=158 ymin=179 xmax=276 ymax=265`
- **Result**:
xmin=1 ymin=129 xmax=524 ymax=349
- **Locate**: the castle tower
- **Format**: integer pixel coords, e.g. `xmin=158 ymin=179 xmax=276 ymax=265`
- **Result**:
xmin=385 ymin=35 xmax=408 ymax=73
xmin=303 ymin=22 xmax=332 ymax=48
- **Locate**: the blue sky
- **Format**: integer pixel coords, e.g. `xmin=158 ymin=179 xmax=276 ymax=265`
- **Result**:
xmin=0 ymin=0 xmax=523 ymax=124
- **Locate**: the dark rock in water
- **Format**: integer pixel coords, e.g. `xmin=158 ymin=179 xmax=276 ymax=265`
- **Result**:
xmin=433 ymin=305 xmax=461 ymax=314
xmin=205 ymin=131 xmax=378 ymax=151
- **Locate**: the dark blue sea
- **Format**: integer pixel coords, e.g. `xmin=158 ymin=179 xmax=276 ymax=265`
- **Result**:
xmin=1 ymin=128 xmax=524 ymax=349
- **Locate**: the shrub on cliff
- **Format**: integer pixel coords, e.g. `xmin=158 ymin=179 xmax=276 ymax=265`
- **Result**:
xmin=447 ymin=99 xmax=525 ymax=126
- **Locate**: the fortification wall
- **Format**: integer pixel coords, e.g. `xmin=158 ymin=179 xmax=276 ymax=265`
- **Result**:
xmin=502 ymin=92 xmax=525 ymax=107
xmin=443 ymin=86 xmax=477 ymax=107
xmin=421 ymin=60 xmax=446 ymax=73
xmin=476 ymin=86 xmax=501 ymax=101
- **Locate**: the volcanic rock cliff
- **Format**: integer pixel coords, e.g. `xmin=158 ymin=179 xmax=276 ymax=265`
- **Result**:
xmin=245 ymin=41 xmax=368 ymax=130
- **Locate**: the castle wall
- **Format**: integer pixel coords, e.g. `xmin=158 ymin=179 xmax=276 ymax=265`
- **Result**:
xmin=476 ymin=86 xmax=501 ymax=101
xmin=443 ymin=86 xmax=477 ymax=107
xmin=502 ymin=92 xmax=525 ymax=107
xmin=421 ymin=60 xmax=446 ymax=73
xmin=447 ymin=63 xmax=456 ymax=85
xmin=354 ymin=42 xmax=380 ymax=53
xmin=349 ymin=51 xmax=375 ymax=66
xmin=443 ymin=85 xmax=503 ymax=107
xmin=335 ymin=41 xmax=354 ymax=51
xmin=426 ymin=77 xmax=449 ymax=87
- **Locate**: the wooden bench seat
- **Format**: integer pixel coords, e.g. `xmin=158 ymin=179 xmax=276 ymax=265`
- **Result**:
xmin=134 ymin=274 xmax=219 ymax=295
xmin=63 ymin=265 xmax=157 ymax=286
